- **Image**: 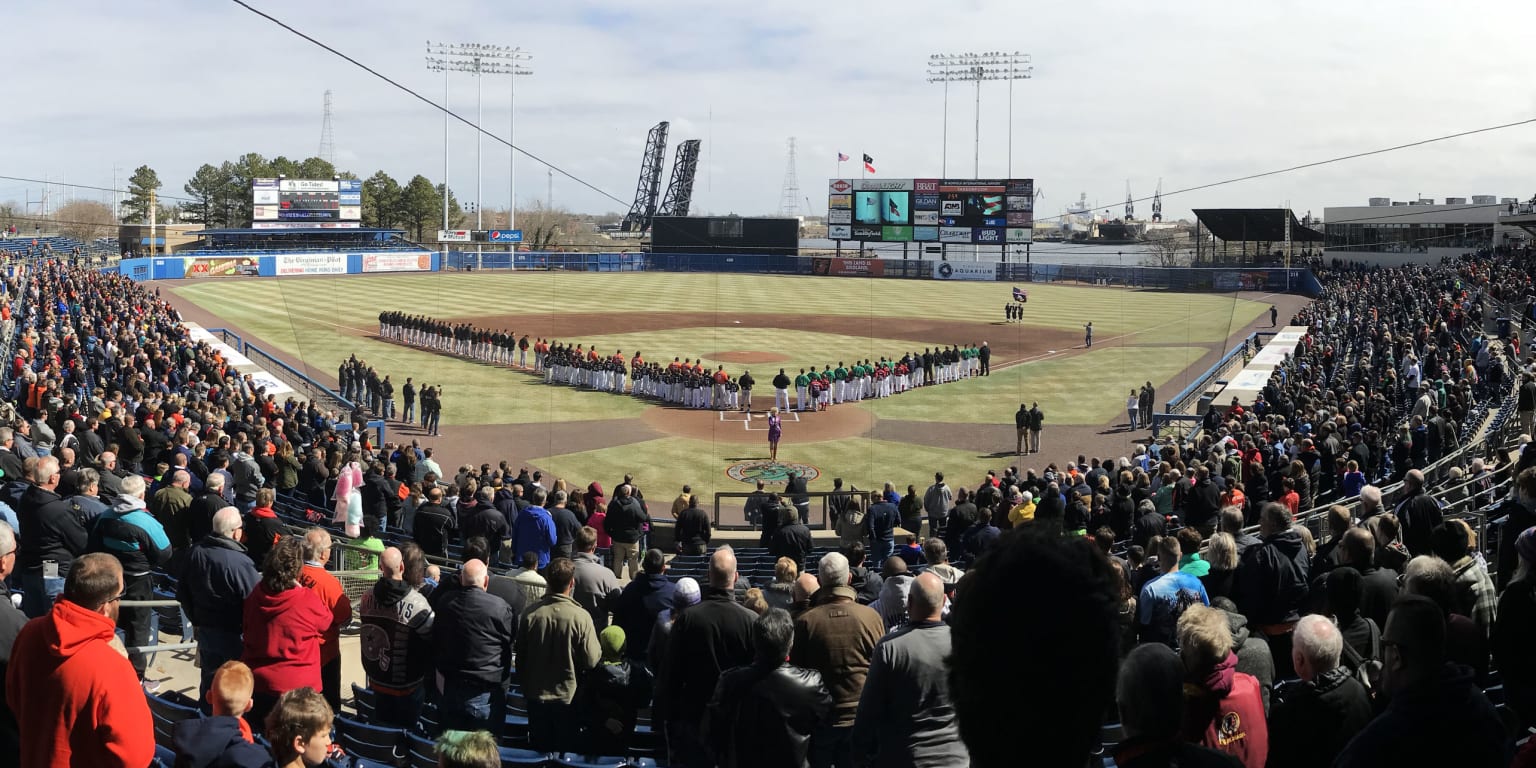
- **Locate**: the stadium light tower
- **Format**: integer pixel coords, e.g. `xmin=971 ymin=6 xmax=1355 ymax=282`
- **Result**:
xmin=927 ymin=52 xmax=1031 ymax=177
xmin=426 ymin=42 xmax=533 ymax=241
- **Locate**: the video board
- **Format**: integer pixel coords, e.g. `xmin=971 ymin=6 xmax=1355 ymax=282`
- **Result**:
xmin=251 ymin=178 xmax=362 ymax=229
xmin=826 ymin=178 xmax=1033 ymax=243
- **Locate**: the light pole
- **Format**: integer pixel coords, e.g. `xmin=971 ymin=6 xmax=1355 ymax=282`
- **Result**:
xmin=928 ymin=51 xmax=1031 ymax=259
xmin=426 ymin=42 xmax=531 ymax=263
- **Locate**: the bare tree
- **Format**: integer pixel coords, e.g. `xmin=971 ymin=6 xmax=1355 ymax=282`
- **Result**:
xmin=52 ymin=200 xmax=116 ymax=245
xmin=1143 ymin=228 xmax=1193 ymax=267
xmin=515 ymin=201 xmax=576 ymax=251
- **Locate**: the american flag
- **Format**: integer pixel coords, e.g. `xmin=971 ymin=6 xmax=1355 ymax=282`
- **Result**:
xmin=837 ymin=152 xmax=849 ymax=162
xmin=1013 ymin=286 xmax=1028 ymax=302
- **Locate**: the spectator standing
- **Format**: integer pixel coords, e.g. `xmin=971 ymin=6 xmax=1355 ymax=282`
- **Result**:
xmin=1265 ymin=615 xmax=1371 ymax=768
xmin=922 ymin=473 xmax=952 ymax=537
xmin=584 ymin=625 xmax=653 ymax=756
xmin=864 ymin=492 xmax=898 ymax=566
xmin=1430 ymin=521 xmax=1497 ymax=639
xmin=606 ymin=484 xmax=650 ymax=579
xmin=435 ymin=560 xmax=515 ymax=736
xmin=86 ymin=473 xmax=169 ymax=679
xmin=706 ymin=608 xmax=833 ymax=768
xmin=612 ymin=548 xmax=676 ymax=663
xmin=297 ymin=448 xmax=330 ymax=510
xmin=792 ymin=551 xmax=886 ymax=768
xmin=17 ymin=455 xmax=87 ymax=616
xmin=852 ymin=572 xmax=967 ymax=767
xmin=176 ymin=507 xmax=261 ymax=703
xmin=244 ymin=488 xmax=285 ymax=567
xmin=1393 ymin=469 xmax=1443 ymax=556
xmin=1177 ymin=605 xmax=1268 ymax=768
xmin=511 ymin=486 xmax=557 ymax=569
xmin=358 ymin=547 xmax=435 ymax=728
xmin=298 ymin=528 xmax=353 ymax=712
xmin=151 ymin=469 xmax=195 ymax=550
xmin=675 ymin=494 xmax=713 ymax=555
xmin=1137 ymin=535 xmax=1209 ymax=646
xmin=664 ymin=546 xmax=757 ymax=766
xmin=770 ymin=505 xmax=815 ymax=571
xmin=516 ymin=557 xmax=602 ymax=753
xmin=5 ymin=553 xmax=154 ymax=768
xmin=572 ymin=526 xmax=622 ymax=630
xmin=1333 ymin=594 xmax=1505 ymax=768
xmin=0 ymin=522 xmax=22 ymax=756
xmin=413 ymin=486 xmax=456 ymax=560
xmin=242 ymin=535 xmax=330 ymax=731
xmin=488 ymin=551 xmax=547 ymax=616
xmin=172 ymin=661 xmax=271 ymax=768
xmin=548 ymin=489 xmax=584 ymax=561
xmin=1231 ymin=503 xmax=1309 ymax=666
xmin=1112 ymin=643 xmax=1241 ymax=768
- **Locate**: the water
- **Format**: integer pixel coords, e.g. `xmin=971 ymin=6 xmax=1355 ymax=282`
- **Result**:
xmin=798 ymin=239 xmax=1160 ymax=265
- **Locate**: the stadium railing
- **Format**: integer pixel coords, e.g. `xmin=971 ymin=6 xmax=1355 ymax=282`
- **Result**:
xmin=711 ymin=490 xmax=875 ymax=531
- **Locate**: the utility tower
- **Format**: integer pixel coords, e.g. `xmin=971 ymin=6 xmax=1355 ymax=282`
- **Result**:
xmin=778 ymin=137 xmax=802 ymax=218
xmin=319 ymin=90 xmax=336 ymax=166
xmin=1124 ymin=181 xmax=1135 ymax=221
xmin=1151 ymin=179 xmax=1163 ymax=222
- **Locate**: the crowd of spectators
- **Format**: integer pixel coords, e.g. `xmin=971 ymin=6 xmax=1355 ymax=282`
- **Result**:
xmin=1 ymin=254 xmax=1536 ymax=768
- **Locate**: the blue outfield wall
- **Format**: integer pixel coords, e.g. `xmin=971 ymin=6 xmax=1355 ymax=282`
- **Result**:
xmin=114 ymin=252 xmax=441 ymax=282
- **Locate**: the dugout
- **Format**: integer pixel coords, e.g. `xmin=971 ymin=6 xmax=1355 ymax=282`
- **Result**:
xmin=650 ymin=216 xmax=800 ymax=258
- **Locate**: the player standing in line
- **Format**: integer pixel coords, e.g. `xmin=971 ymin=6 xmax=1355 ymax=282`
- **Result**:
xmin=1084 ymin=321 xmax=1093 ymax=348
xmin=738 ymin=369 xmax=754 ymax=412
xmin=1016 ymin=403 xmax=1029 ymax=456
xmin=1028 ymin=402 xmax=1044 ymax=454
xmin=772 ymin=369 xmax=791 ymax=412
xmin=794 ymin=369 xmax=810 ymax=412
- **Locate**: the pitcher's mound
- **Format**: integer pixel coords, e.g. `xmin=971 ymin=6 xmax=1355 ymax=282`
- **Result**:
xmin=713 ymin=350 xmax=789 ymax=364
xmin=640 ymin=404 xmax=874 ymax=444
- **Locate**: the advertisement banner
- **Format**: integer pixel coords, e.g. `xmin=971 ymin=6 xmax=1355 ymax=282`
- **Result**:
xmin=939 ymin=227 xmax=971 ymax=243
xmin=827 ymin=209 xmax=852 ymax=225
xmin=851 ymin=225 xmax=882 ymax=240
xmin=914 ymin=226 xmax=939 ymax=241
xmin=253 ymin=189 xmax=279 ymax=205
xmin=829 ymin=179 xmax=854 ymax=194
xmin=438 ymin=230 xmax=472 ymax=242
xmin=913 ymin=210 xmax=939 ymax=225
xmin=1006 ymin=195 xmax=1034 ymax=212
xmin=278 ymin=179 xmax=339 ymax=192
xmin=827 ymin=225 xmax=852 ymax=239
xmin=972 ymin=228 xmax=1005 ymax=244
xmin=1007 ymin=211 xmax=1034 ymax=226
xmin=939 ymin=180 xmax=1007 ymax=193
xmin=252 ymin=205 xmax=278 ymax=220
xmin=1006 ymin=228 xmax=1034 ymax=243
xmin=932 ymin=262 xmax=997 ymax=281
xmin=274 ymin=253 xmax=346 ymax=276
xmin=882 ymin=225 xmax=913 ymax=241
xmin=338 ymin=193 xmax=362 ymax=205
xmin=914 ymin=193 xmax=940 ymax=210
xmin=825 ymin=258 xmax=886 ymax=277
xmin=250 ymin=222 xmax=360 ymax=229
xmin=487 ymin=230 xmax=523 ymax=243
xmin=184 ymin=257 xmax=259 ymax=278
xmin=339 ymin=179 xmax=363 ymax=192
xmin=361 ymin=253 xmax=433 ymax=273
xmin=914 ymin=179 xmax=940 ymax=192
xmin=339 ymin=206 xmax=362 ymax=220
xmin=1006 ymin=179 xmax=1034 ymax=195
xmin=853 ymin=179 xmax=914 ymax=191
xmin=827 ymin=194 xmax=852 ymax=209
xmin=252 ymin=178 xmax=279 ymax=188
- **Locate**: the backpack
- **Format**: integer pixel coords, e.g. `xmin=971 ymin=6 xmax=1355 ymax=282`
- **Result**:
xmin=1339 ymin=616 xmax=1382 ymax=693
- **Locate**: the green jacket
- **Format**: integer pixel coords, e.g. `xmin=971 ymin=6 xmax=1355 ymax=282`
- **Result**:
xmin=515 ymin=592 xmax=601 ymax=704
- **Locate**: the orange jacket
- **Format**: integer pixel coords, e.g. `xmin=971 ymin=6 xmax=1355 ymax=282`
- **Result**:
xmin=6 ymin=599 xmax=155 ymax=768
xmin=299 ymin=563 xmax=353 ymax=664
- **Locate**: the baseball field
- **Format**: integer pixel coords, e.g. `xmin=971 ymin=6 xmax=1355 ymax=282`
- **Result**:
xmin=167 ymin=270 xmax=1283 ymax=515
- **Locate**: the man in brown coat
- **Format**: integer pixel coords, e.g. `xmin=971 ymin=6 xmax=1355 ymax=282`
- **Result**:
xmin=791 ymin=550 xmax=885 ymax=768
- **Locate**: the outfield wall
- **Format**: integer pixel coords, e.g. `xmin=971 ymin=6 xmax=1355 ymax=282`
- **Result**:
xmin=114 ymin=251 xmax=439 ymax=281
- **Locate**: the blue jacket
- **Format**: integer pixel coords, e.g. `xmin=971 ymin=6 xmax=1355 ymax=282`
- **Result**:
xmin=88 ymin=496 xmax=171 ymax=576
xmin=512 ymin=505 xmax=557 ymax=569
xmin=172 ymin=535 xmax=260 ymax=633
xmin=865 ymin=502 xmax=898 ymax=543
xmin=171 ymin=715 xmax=269 ymax=768
xmin=612 ymin=573 xmax=676 ymax=662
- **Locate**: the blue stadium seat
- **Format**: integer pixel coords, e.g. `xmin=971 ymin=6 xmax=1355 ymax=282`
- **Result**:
xmin=334 ymin=714 xmax=405 ymax=766
xmin=351 ymin=683 xmax=376 ymax=719
xmin=498 ymin=746 xmax=551 ymax=766
xmin=404 ymin=731 xmax=438 ymax=768
xmin=552 ymin=755 xmax=642 ymax=768
xmin=146 ymin=691 xmax=202 ymax=749
xmin=151 ymin=744 xmax=177 ymax=768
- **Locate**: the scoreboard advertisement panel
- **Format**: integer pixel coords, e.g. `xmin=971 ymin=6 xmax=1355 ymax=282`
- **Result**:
xmin=251 ymin=178 xmax=362 ymax=228
xmin=827 ymin=178 xmax=1032 ymax=243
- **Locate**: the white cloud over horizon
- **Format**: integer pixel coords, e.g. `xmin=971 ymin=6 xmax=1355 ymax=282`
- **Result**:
xmin=4 ymin=0 xmax=1536 ymax=222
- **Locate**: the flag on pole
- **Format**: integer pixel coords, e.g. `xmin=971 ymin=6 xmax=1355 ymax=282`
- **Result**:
xmin=837 ymin=152 xmax=850 ymax=162
xmin=1013 ymin=286 xmax=1029 ymax=302
xmin=863 ymin=154 xmax=876 ymax=174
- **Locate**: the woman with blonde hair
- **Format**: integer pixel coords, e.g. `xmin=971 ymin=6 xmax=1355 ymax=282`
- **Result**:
xmin=1201 ymin=532 xmax=1239 ymax=601
xmin=767 ymin=407 xmax=783 ymax=461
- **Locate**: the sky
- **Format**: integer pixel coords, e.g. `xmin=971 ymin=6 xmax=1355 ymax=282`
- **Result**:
xmin=4 ymin=0 xmax=1536 ymax=224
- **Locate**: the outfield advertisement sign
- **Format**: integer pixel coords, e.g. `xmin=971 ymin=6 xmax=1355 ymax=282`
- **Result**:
xmin=274 ymin=253 xmax=347 ymax=276
xmin=361 ymin=253 xmax=433 ymax=273
xmin=184 ymin=257 xmax=259 ymax=278
xmin=931 ymin=262 xmax=997 ymax=281
xmin=828 ymin=177 xmax=1033 ymax=243
xmin=811 ymin=257 xmax=885 ymax=277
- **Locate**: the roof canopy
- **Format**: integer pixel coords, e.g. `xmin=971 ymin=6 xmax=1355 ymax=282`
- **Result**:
xmin=1192 ymin=209 xmax=1324 ymax=243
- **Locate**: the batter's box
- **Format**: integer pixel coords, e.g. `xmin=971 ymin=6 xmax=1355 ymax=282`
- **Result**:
xmin=719 ymin=411 xmax=751 ymax=423
xmin=742 ymin=410 xmax=801 ymax=431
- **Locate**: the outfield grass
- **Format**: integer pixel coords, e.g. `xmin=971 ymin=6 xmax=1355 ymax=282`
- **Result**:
xmin=858 ymin=345 xmax=1209 ymax=425
xmin=172 ymin=272 xmax=1266 ymax=341
xmin=532 ymin=435 xmax=994 ymax=502
xmin=171 ymin=272 xmax=1264 ymax=429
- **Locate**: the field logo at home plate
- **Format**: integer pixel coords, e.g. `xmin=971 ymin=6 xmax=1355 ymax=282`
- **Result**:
xmin=726 ymin=461 xmax=821 ymax=485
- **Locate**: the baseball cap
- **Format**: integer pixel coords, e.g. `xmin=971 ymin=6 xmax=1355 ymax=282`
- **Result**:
xmin=673 ymin=577 xmax=701 ymax=609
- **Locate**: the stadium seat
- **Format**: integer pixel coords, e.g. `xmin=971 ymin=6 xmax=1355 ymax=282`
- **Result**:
xmin=404 ymin=731 xmax=438 ymax=768
xmin=152 ymin=744 xmax=177 ymax=768
xmin=334 ymin=714 xmax=406 ymax=766
xmin=500 ymin=746 xmax=552 ymax=767
xmin=351 ymin=683 xmax=377 ymax=719
xmin=146 ymin=691 xmax=202 ymax=749
xmin=552 ymin=755 xmax=653 ymax=768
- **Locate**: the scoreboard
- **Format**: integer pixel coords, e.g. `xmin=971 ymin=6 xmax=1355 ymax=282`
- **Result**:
xmin=826 ymin=178 xmax=1033 ymax=243
xmin=251 ymin=178 xmax=362 ymax=229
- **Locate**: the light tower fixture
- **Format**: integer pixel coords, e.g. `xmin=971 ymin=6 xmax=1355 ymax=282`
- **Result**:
xmin=927 ymin=51 xmax=1032 ymax=178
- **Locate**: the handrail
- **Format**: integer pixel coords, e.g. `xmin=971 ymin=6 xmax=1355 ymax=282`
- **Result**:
xmin=712 ymin=489 xmax=875 ymax=531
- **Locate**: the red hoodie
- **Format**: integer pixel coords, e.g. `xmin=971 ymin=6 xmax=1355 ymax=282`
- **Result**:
xmin=242 ymin=581 xmax=331 ymax=695
xmin=1181 ymin=652 xmax=1268 ymax=768
xmin=5 ymin=599 xmax=155 ymax=767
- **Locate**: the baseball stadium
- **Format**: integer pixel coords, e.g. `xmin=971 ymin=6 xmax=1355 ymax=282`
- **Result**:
xmin=165 ymin=265 xmax=1295 ymax=521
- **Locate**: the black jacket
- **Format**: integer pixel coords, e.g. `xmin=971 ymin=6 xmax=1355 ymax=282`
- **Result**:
xmin=1182 ymin=478 xmax=1221 ymax=530
xmin=172 ymin=715 xmax=271 ymax=768
xmin=705 ymin=661 xmax=833 ymax=768
xmin=172 ymin=535 xmax=261 ymax=633
xmin=605 ymin=496 xmax=649 ymax=544
xmin=1394 ymin=489 xmax=1443 ymax=557
xmin=187 ymin=491 xmax=226 ymax=545
xmin=770 ymin=523 xmax=814 ymax=568
xmin=462 ymin=503 xmax=510 ymax=547
xmin=549 ymin=505 xmax=583 ymax=561
xmin=433 ymin=586 xmax=515 ymax=686
xmin=1132 ymin=507 xmax=1166 ymax=549
xmin=16 ymin=484 xmax=88 ymax=576
xmin=1108 ymin=487 xmax=1137 ymax=539
xmin=676 ymin=505 xmax=712 ymax=550
xmin=613 ymin=573 xmax=677 ymax=662
xmin=0 ymin=449 xmax=22 ymax=484
xmin=88 ymin=498 xmax=172 ymax=576
xmin=665 ymin=587 xmax=757 ymax=725
xmin=1332 ymin=663 xmax=1506 ymax=768
xmin=1266 ymin=667 xmax=1371 ymax=768
xmin=0 ymin=581 xmax=25 ymax=758
xmin=1495 ymin=497 xmax=1536 ymax=591
xmin=1231 ymin=527 xmax=1310 ymax=625
xmin=412 ymin=503 xmax=455 ymax=558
